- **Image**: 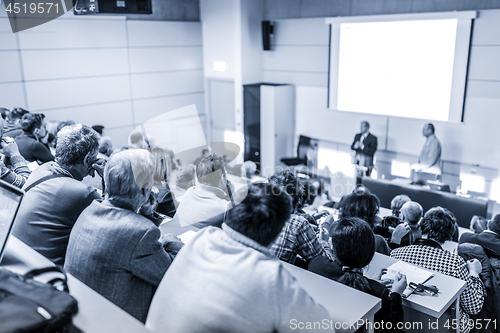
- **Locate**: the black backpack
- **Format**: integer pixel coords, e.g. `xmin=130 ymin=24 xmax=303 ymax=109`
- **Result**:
xmin=0 ymin=266 xmax=79 ymax=333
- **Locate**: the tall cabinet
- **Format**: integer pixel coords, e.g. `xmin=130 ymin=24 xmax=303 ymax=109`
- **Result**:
xmin=243 ymin=83 xmax=295 ymax=178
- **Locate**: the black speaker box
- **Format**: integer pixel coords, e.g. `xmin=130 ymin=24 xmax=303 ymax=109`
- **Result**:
xmin=262 ymin=21 xmax=273 ymax=51
xmin=74 ymin=0 xmax=152 ymax=14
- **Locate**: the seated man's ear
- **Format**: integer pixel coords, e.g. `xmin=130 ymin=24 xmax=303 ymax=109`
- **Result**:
xmin=83 ymin=152 xmax=94 ymax=168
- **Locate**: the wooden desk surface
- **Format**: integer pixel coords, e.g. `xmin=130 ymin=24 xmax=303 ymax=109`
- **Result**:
xmin=1 ymin=236 xmax=151 ymax=333
xmin=365 ymin=253 xmax=466 ymax=318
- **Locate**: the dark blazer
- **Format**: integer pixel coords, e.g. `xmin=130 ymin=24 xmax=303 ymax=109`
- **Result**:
xmin=460 ymin=231 xmax=500 ymax=257
xmin=351 ymin=132 xmax=377 ymax=167
xmin=65 ymin=200 xmax=174 ymax=323
xmin=12 ymin=162 xmax=100 ymax=265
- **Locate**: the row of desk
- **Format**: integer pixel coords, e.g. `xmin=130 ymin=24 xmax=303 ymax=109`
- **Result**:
xmin=161 ymin=216 xmax=466 ymax=333
xmin=0 ymin=173 xmax=468 ymax=333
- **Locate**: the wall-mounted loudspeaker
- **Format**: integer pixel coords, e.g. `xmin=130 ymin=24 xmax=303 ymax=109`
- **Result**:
xmin=262 ymin=21 xmax=273 ymax=51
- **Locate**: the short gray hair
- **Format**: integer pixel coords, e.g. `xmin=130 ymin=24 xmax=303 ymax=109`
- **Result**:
xmin=104 ymin=149 xmax=155 ymax=200
xmin=55 ymin=124 xmax=99 ymax=166
xmin=400 ymin=201 xmax=423 ymax=224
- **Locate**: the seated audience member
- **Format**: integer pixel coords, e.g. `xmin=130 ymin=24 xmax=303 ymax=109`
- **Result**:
xmin=171 ymin=154 xmax=232 ymax=227
xmin=146 ymin=183 xmax=332 ymax=333
xmin=91 ymin=124 xmax=104 ymax=135
xmin=98 ymin=136 xmax=113 ymax=158
xmin=0 ymin=107 xmax=8 ymax=133
xmin=169 ymin=165 xmax=196 ymax=201
xmin=469 ymin=215 xmax=489 ymax=234
xmin=15 ymin=113 xmax=54 ymax=163
xmin=12 ymin=124 xmax=102 ymax=265
xmin=1 ymin=107 xmax=28 ymax=139
xmin=391 ymin=207 xmax=485 ymax=333
xmin=390 ymin=194 xmax=411 ymax=217
xmin=193 ymin=148 xmax=210 ymax=166
xmin=56 ymin=120 xmax=75 ymax=134
xmin=460 ymin=213 xmax=500 ymax=257
xmin=65 ymin=149 xmax=180 ymax=323
xmin=82 ymin=136 xmax=113 ymax=192
xmin=269 ymin=170 xmax=331 ymax=264
xmin=0 ymin=137 xmax=30 ymax=188
xmin=295 ymin=180 xmax=324 ymax=228
xmin=337 ymin=187 xmax=391 ymax=255
xmin=309 ymin=217 xmax=406 ymax=332
xmin=147 ymin=147 xmax=177 ymax=218
xmin=45 ymin=120 xmax=60 ymax=149
xmin=389 ymin=201 xmax=423 ymax=249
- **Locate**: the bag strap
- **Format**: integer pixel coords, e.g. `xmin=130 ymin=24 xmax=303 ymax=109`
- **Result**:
xmin=24 ymin=174 xmax=68 ymax=192
xmin=23 ymin=265 xmax=70 ymax=292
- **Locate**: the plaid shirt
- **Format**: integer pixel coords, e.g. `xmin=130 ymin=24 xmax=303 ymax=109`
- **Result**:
xmin=270 ymin=214 xmax=329 ymax=264
xmin=391 ymin=243 xmax=485 ymax=333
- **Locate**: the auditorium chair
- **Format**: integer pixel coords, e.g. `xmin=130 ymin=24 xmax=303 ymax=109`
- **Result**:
xmin=280 ymin=135 xmax=318 ymax=167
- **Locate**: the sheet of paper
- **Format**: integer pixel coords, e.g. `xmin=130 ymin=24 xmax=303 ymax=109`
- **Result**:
xmin=382 ymin=260 xmax=434 ymax=285
xmin=382 ymin=260 xmax=434 ymax=297
xmin=178 ymin=230 xmax=198 ymax=244
xmin=27 ymin=161 xmax=39 ymax=172
xmin=160 ymin=217 xmax=173 ymax=226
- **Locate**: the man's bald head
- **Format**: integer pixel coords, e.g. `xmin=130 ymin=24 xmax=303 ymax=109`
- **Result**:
xmin=400 ymin=201 xmax=423 ymax=225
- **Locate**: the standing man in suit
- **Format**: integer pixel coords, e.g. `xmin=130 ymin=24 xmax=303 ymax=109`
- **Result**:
xmin=351 ymin=121 xmax=377 ymax=176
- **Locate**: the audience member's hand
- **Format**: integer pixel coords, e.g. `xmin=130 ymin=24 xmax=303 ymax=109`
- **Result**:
xmin=321 ymin=214 xmax=335 ymax=235
xmin=470 ymin=216 xmax=487 ymax=234
xmin=91 ymin=158 xmax=106 ymax=178
xmin=319 ymin=225 xmax=329 ymax=243
xmin=160 ymin=233 xmax=184 ymax=256
xmin=1 ymin=137 xmax=20 ymax=157
xmin=391 ymin=272 xmax=407 ymax=295
xmin=139 ymin=191 xmax=159 ymax=217
xmin=390 ymin=223 xmax=410 ymax=245
xmin=160 ymin=233 xmax=183 ymax=245
xmin=313 ymin=210 xmax=329 ymax=220
xmin=39 ymin=131 xmax=50 ymax=145
xmin=467 ymin=259 xmax=482 ymax=278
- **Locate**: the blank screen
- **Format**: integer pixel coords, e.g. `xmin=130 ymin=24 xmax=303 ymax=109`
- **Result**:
xmin=328 ymin=13 xmax=475 ymax=123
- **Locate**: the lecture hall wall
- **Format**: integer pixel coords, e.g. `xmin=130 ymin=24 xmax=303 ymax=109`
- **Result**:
xmin=261 ymin=0 xmax=500 ymax=201
xmin=0 ymin=3 xmax=204 ymax=149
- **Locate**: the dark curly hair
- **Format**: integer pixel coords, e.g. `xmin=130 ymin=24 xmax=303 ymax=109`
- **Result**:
xmin=20 ymin=113 xmax=44 ymax=133
xmin=420 ymin=207 xmax=456 ymax=243
xmin=268 ymin=169 xmax=305 ymax=210
xmin=339 ymin=186 xmax=380 ymax=227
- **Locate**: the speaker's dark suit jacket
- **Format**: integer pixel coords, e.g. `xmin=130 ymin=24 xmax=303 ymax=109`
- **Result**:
xmin=351 ymin=132 xmax=378 ymax=167
xmin=460 ymin=231 xmax=500 ymax=257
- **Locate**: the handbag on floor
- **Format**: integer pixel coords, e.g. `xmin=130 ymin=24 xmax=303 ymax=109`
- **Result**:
xmin=0 ymin=266 xmax=79 ymax=333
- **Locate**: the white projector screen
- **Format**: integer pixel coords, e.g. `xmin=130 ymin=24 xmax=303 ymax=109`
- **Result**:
xmin=326 ymin=12 xmax=476 ymax=122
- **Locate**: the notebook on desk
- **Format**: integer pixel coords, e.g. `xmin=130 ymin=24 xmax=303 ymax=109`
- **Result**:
xmin=0 ymin=180 xmax=24 ymax=263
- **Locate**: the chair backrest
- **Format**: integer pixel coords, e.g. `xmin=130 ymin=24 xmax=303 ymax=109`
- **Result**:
xmin=297 ymin=135 xmax=312 ymax=158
